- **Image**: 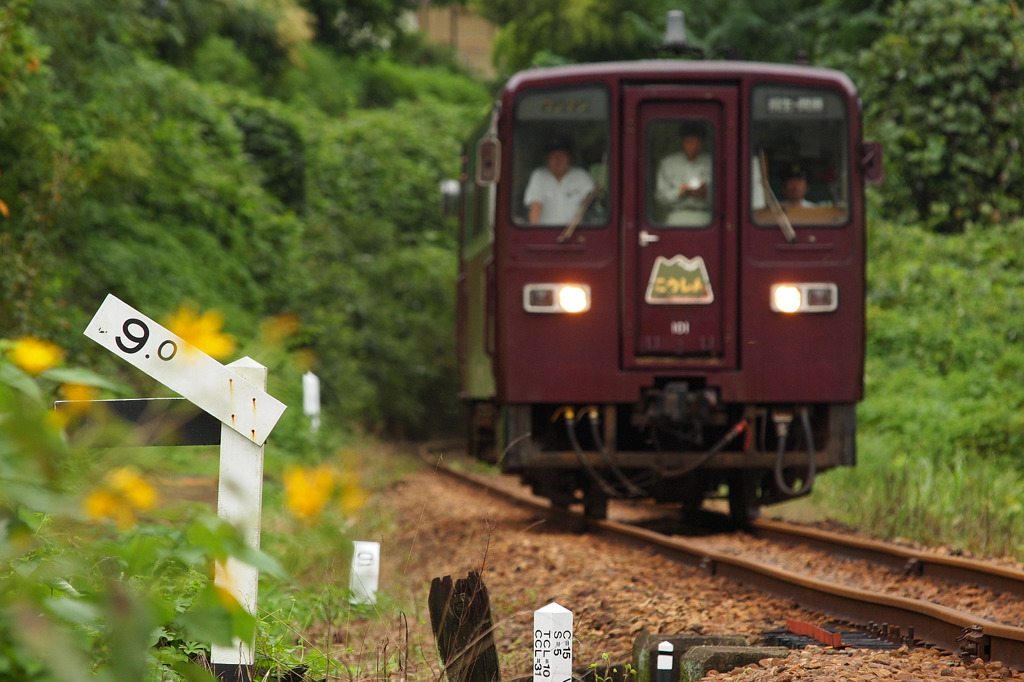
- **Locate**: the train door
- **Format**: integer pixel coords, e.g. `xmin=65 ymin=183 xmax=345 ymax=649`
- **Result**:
xmin=622 ymin=86 xmax=739 ymax=369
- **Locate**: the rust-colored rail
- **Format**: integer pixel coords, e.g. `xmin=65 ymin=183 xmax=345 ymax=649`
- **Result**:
xmin=597 ymin=518 xmax=1024 ymax=671
xmin=422 ymin=449 xmax=1024 ymax=670
xmin=748 ymin=518 xmax=1024 ymax=597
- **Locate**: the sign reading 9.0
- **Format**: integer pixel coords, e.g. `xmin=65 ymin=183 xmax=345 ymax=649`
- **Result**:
xmin=84 ymin=294 xmax=287 ymax=445
xmin=115 ymin=317 xmax=178 ymax=361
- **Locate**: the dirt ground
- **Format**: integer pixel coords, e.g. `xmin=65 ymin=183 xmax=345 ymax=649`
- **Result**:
xmin=333 ymin=459 xmax=1023 ymax=682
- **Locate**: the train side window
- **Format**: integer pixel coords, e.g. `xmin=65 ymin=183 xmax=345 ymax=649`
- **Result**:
xmin=511 ymin=85 xmax=610 ymax=227
xmin=750 ymin=85 xmax=850 ymax=227
xmin=647 ymin=118 xmax=715 ymax=228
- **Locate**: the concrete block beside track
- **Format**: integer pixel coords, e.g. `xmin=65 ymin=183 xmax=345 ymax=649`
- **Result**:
xmin=631 ymin=631 xmax=750 ymax=682
xmin=679 ymin=645 xmax=791 ymax=681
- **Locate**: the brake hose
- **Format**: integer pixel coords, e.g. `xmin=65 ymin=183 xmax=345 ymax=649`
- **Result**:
xmin=583 ymin=407 xmax=645 ymax=497
xmin=560 ymin=408 xmax=618 ymax=498
xmin=772 ymin=407 xmax=817 ymax=497
xmin=654 ymin=418 xmax=749 ymax=479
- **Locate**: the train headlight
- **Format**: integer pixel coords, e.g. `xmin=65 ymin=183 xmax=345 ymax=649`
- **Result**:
xmin=771 ymin=283 xmax=838 ymax=313
xmin=524 ymin=283 xmax=591 ymax=313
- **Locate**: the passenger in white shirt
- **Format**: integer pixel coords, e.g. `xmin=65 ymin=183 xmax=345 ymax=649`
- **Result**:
xmin=655 ymin=122 xmax=713 ymax=226
xmin=524 ymin=136 xmax=595 ymax=224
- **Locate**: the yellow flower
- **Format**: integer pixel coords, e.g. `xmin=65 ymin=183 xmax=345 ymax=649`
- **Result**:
xmin=7 ymin=336 xmax=64 ymax=375
xmin=59 ymin=383 xmax=98 ymax=415
xmin=283 ymin=465 xmax=337 ymax=522
xmin=83 ymin=489 xmax=136 ymax=529
xmin=107 ymin=467 xmax=158 ymax=511
xmin=61 ymin=383 xmax=97 ymax=402
xmin=83 ymin=467 xmax=159 ymax=529
xmin=261 ymin=312 xmax=301 ymax=346
xmin=213 ymin=562 xmax=245 ymax=611
xmin=336 ymin=471 xmax=367 ymax=516
xmin=164 ymin=304 xmax=236 ymax=359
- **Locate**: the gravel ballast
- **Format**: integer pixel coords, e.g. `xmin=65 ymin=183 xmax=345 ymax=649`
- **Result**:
xmin=344 ymin=464 xmax=1023 ymax=681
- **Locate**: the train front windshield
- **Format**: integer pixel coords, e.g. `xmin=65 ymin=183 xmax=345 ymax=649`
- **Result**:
xmin=750 ymin=84 xmax=850 ymax=227
xmin=511 ymin=85 xmax=611 ymax=227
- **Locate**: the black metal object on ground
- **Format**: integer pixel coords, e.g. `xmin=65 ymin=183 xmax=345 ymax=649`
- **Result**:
xmin=428 ymin=571 xmax=501 ymax=682
xmin=762 ymin=627 xmax=902 ymax=651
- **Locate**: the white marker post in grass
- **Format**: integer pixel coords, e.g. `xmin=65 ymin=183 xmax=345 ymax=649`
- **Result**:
xmin=349 ymin=540 xmax=381 ymax=605
xmin=84 ymin=294 xmax=288 ymax=680
xmin=302 ymin=371 xmax=321 ymax=433
xmin=534 ymin=603 xmax=573 ymax=682
xmin=209 ymin=356 xmax=270 ymax=676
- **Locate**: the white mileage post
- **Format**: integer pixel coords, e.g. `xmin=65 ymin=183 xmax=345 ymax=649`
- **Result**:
xmin=84 ymin=293 xmax=288 ymax=678
xmin=84 ymin=294 xmax=286 ymax=444
xmin=534 ymin=602 xmax=573 ymax=682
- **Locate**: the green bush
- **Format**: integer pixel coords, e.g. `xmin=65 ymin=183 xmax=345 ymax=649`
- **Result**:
xmin=270 ymin=43 xmax=361 ymax=116
xmin=297 ymin=98 xmax=483 ymax=437
xmin=0 ymin=341 xmax=285 ymax=681
xmin=857 ymin=0 xmax=1024 ymax=231
xmin=820 ymin=217 xmax=1024 ymax=558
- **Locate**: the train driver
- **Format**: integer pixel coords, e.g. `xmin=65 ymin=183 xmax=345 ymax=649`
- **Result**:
xmin=655 ymin=122 xmax=713 ymax=226
xmin=524 ymin=135 xmax=595 ymax=225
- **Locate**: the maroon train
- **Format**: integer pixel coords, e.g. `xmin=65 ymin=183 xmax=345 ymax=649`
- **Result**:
xmin=445 ymin=60 xmax=882 ymax=520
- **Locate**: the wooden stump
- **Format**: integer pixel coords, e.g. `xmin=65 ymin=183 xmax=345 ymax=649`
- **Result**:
xmin=428 ymin=571 xmax=501 ymax=682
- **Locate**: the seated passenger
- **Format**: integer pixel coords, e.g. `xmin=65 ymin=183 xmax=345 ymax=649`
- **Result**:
xmin=655 ymin=122 xmax=713 ymax=226
xmin=782 ymin=164 xmax=816 ymax=207
xmin=524 ymin=136 xmax=595 ymax=225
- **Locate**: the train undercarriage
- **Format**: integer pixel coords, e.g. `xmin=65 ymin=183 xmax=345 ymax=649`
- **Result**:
xmin=467 ymin=386 xmax=856 ymax=522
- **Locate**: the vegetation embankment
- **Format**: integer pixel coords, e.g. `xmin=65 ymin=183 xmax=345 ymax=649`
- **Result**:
xmin=816 ymin=218 xmax=1024 ymax=559
xmin=1 ymin=0 xmax=1023 ymax=679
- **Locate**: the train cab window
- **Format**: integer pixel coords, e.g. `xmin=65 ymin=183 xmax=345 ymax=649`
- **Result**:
xmin=511 ymin=85 xmax=610 ymax=227
xmin=647 ymin=119 xmax=715 ymax=228
xmin=750 ymin=85 xmax=850 ymax=227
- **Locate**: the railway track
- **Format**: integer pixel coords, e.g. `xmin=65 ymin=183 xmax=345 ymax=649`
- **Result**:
xmin=423 ymin=447 xmax=1024 ymax=670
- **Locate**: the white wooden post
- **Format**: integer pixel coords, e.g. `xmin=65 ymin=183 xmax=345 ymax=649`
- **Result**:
xmin=302 ymin=371 xmax=321 ymax=433
xmin=211 ymin=357 xmax=268 ymax=676
xmin=534 ymin=602 xmax=573 ymax=682
xmin=83 ymin=296 xmax=288 ymax=681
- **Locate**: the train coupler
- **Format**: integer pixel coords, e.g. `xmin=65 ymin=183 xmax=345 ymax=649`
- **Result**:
xmin=634 ymin=382 xmax=718 ymax=443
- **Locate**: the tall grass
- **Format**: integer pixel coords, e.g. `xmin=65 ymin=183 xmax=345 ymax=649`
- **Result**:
xmin=817 ymin=217 xmax=1024 ymax=561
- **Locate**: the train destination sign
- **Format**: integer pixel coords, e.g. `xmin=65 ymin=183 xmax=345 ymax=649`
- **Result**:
xmin=645 ymin=254 xmax=715 ymax=305
xmin=84 ymin=294 xmax=287 ymax=445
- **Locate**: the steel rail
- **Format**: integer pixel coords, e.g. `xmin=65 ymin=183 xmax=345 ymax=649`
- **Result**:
xmin=748 ymin=518 xmax=1024 ymax=597
xmin=422 ymin=450 xmax=1024 ymax=669
xmin=592 ymin=518 xmax=1024 ymax=670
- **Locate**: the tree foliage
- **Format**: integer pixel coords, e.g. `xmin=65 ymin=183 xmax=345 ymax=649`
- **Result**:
xmin=0 ymin=0 xmax=488 ymax=439
xmin=4 ymin=0 xmax=1024 ymax=447
xmin=300 ymin=0 xmax=419 ymax=55
xmin=676 ymin=0 xmax=885 ymax=63
xmin=476 ymin=0 xmax=665 ymax=74
xmin=856 ymin=0 xmax=1024 ymax=231
xmin=475 ymin=0 xmax=887 ymax=74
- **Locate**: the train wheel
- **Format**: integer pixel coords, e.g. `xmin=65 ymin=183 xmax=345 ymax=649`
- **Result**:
xmin=727 ymin=472 xmax=761 ymax=525
xmin=467 ymin=402 xmax=497 ymax=463
xmin=583 ymin=483 xmax=609 ymax=520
